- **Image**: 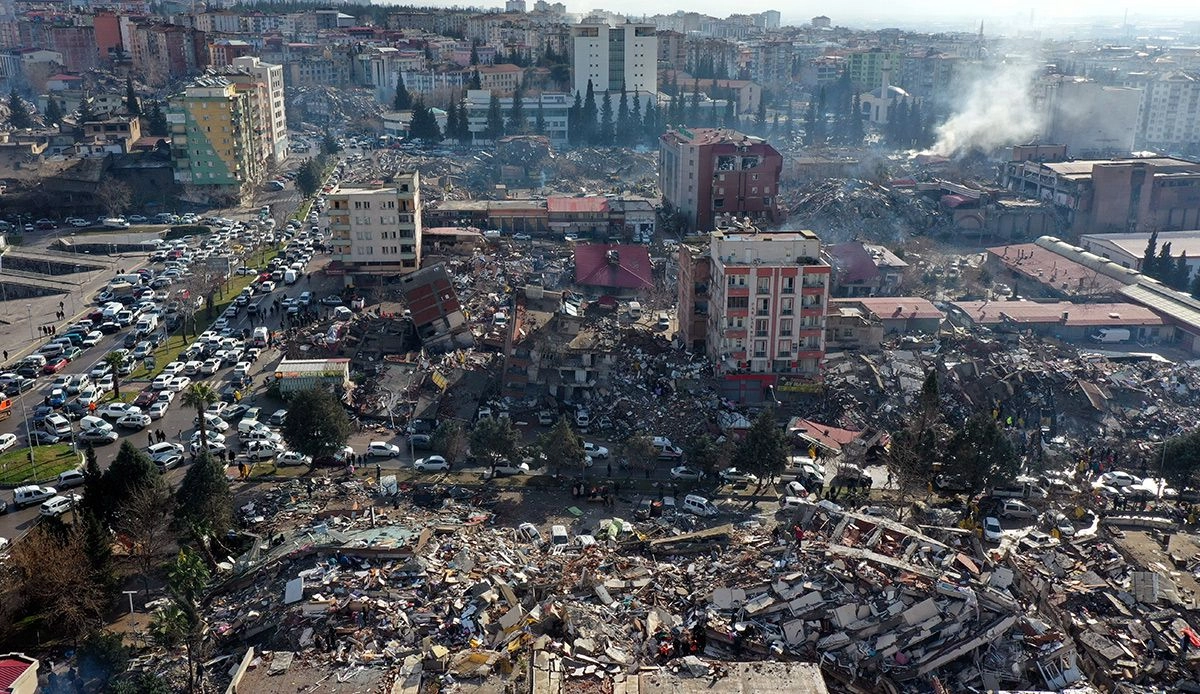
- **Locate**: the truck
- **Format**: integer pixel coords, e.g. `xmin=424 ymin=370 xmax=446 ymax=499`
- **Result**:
xmin=283 ymin=269 xmax=298 ymax=285
xmin=1090 ymin=328 xmax=1131 ymax=343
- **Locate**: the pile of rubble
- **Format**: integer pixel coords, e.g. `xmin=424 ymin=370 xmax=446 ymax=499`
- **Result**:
xmin=188 ymin=477 xmax=1110 ymax=694
xmin=288 ymin=86 xmax=382 ymax=128
xmin=782 ymin=178 xmax=943 ymax=245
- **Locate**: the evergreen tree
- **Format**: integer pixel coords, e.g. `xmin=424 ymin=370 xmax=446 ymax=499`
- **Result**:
xmin=102 ymin=441 xmax=159 ymax=524
xmin=457 ymin=100 xmax=471 ymax=142
xmin=534 ymin=98 xmax=546 ymax=134
xmin=581 ymin=79 xmax=598 ymax=144
xmin=485 ymin=91 xmax=505 ymax=140
xmin=470 ymin=41 xmax=480 ymax=66
xmin=814 ymin=87 xmax=827 ymax=142
xmin=688 ymin=81 xmax=701 ymax=124
xmin=630 ymin=91 xmax=642 ymax=139
xmin=444 ymin=98 xmax=460 ymax=141
xmin=393 ymin=72 xmax=411 ymax=111
xmin=598 ymin=90 xmax=614 ymax=146
xmin=755 ymin=97 xmax=767 ymax=135
xmin=469 ymin=69 xmax=482 ymax=90
xmin=1157 ymin=242 xmax=1174 ymax=280
xmin=507 ymin=82 xmax=524 ymax=133
xmin=145 ymin=100 xmax=168 ymax=137
xmin=643 ymin=100 xmax=659 ymax=143
xmin=125 ymin=75 xmax=140 ymax=116
xmin=43 ymin=96 xmax=63 ymax=126
xmin=616 ymin=84 xmax=630 ymax=145
xmin=785 ymin=100 xmax=795 ymax=140
xmin=770 ymin=112 xmax=780 ymax=137
xmin=849 ymin=93 xmax=864 ymax=145
xmin=1143 ymin=230 xmax=1160 ymax=276
xmin=6 ymin=89 xmax=31 ymax=129
xmin=568 ymin=90 xmax=583 ymax=145
xmin=78 ymin=97 xmax=96 ymax=126
xmin=1174 ymin=252 xmax=1191 ymax=290
xmin=1191 ymin=269 xmax=1200 ymax=299
xmin=409 ymin=99 xmax=442 ymax=142
xmin=803 ymin=100 xmax=817 ymax=145
xmin=723 ymin=96 xmax=736 ymax=128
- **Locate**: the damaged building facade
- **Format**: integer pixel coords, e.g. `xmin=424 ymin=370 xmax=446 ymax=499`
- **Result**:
xmin=326 ymin=175 xmax=422 ymax=286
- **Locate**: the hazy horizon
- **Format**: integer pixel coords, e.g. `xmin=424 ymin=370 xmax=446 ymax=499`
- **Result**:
xmin=374 ymin=0 xmax=1200 ymax=33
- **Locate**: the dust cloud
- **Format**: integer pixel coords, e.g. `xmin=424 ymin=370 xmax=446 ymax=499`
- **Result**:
xmin=927 ymin=59 xmax=1043 ymax=156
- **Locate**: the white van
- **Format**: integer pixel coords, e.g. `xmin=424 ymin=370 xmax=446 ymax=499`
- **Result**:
xmin=135 ymin=314 xmax=158 ymax=334
xmin=628 ymin=301 xmax=643 ymax=319
xmin=682 ymin=494 xmax=719 ymax=517
xmin=333 ymin=306 xmax=352 ymax=320
xmin=79 ymin=415 xmax=113 ymax=433
xmin=43 ymin=413 xmax=72 ymax=436
xmin=12 ymin=485 xmax=57 ymax=508
xmin=251 ymin=326 xmax=269 ymax=347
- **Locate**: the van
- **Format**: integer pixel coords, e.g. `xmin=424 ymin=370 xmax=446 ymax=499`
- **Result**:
xmin=1090 ymin=328 xmax=1131 ymax=344
xmin=628 ymin=301 xmax=643 ymax=319
xmin=283 ymin=269 xmax=298 ymax=285
xmin=38 ymin=343 xmax=65 ymax=358
xmin=238 ymin=418 xmax=271 ymax=436
xmin=40 ymin=495 xmax=74 ymax=517
xmin=988 ymin=483 xmax=1047 ymax=500
xmin=333 ymin=306 xmax=353 ymax=320
xmin=135 ymin=314 xmax=158 ymax=334
xmin=682 ymin=494 xmax=719 ymax=517
xmin=251 ymin=326 xmax=269 ymax=347
xmin=111 ymin=273 xmax=143 ymax=287
xmin=79 ymin=415 xmax=112 ymax=433
xmin=12 ymin=485 xmax=57 ymax=508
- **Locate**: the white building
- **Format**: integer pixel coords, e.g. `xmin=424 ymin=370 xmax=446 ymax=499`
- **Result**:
xmin=326 ymin=177 xmax=422 ymax=286
xmin=463 ymin=89 xmax=570 ymax=144
xmin=570 ymin=21 xmax=657 ymax=97
xmin=1123 ymin=71 xmax=1200 ymax=155
xmin=231 ymin=56 xmax=288 ymax=165
xmin=859 ymin=61 xmax=914 ymax=125
xmin=1039 ymin=77 xmax=1141 ymax=157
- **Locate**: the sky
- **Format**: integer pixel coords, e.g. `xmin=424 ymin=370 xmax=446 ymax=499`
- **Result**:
xmin=382 ymin=0 xmax=1200 ymax=32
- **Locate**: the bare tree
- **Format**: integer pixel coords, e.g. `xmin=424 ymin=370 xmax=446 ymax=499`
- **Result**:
xmin=7 ymin=523 xmax=109 ymax=639
xmin=623 ymin=435 xmax=657 ymax=477
xmin=95 ymin=180 xmax=133 ymax=217
xmin=116 ymin=476 xmax=176 ymax=596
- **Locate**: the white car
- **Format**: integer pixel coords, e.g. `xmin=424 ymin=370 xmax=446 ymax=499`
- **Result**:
xmin=277 ymin=450 xmax=312 ymax=466
xmin=205 ymin=401 xmax=229 ymax=417
xmin=583 ymin=442 xmax=609 ymax=459
xmin=162 ymin=361 xmax=185 ymax=376
xmin=199 ymin=359 xmax=221 ymax=375
xmin=670 ymin=466 xmax=705 ymax=481
xmin=190 ymin=430 xmax=226 ymax=445
xmin=148 ymin=401 xmax=169 ymax=419
xmin=152 ymin=373 xmax=173 ymax=390
xmin=0 ymin=433 xmax=17 ymax=453
xmin=81 ymin=331 xmax=104 ymax=347
xmin=233 ymin=361 xmax=251 ymax=379
xmin=169 ymin=376 xmax=192 ymax=392
xmin=242 ymin=428 xmax=282 ymax=444
xmin=190 ymin=439 xmax=227 ymax=455
xmin=1096 ymin=471 xmax=1142 ymax=489
xmin=98 ymin=402 xmax=141 ymax=419
xmin=983 ymin=516 xmax=1003 ymax=543
xmin=413 ymin=455 xmax=450 ymax=472
xmin=242 ymin=440 xmax=281 ymax=461
xmin=193 ymin=412 xmax=230 ymax=432
xmin=719 ymin=467 xmax=760 ymax=484
xmin=40 ymin=495 xmax=76 ymax=517
xmin=77 ymin=387 xmax=101 ymax=406
xmin=116 ymin=412 xmax=152 ymax=430
xmin=366 ymin=441 xmax=401 ymax=458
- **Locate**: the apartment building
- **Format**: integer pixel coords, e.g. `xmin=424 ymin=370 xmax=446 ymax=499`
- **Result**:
xmin=130 ymin=23 xmax=207 ymax=87
xmin=659 ymin=127 xmax=783 ymax=233
xmin=846 ymin=48 xmax=902 ymax=91
xmin=475 ymin=63 xmax=523 ymax=93
xmin=1122 ymin=71 xmax=1200 ymax=155
xmin=168 ymin=76 xmax=263 ymax=204
xmin=701 ymin=227 xmax=831 ymax=402
xmin=463 ymin=89 xmax=569 ymax=144
xmin=229 ymin=56 xmax=288 ymax=165
xmin=326 ymin=177 xmax=422 ymax=286
xmin=570 ymin=21 xmax=657 ymax=97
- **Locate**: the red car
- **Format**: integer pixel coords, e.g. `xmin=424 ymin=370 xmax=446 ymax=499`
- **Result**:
xmin=42 ymin=358 xmax=69 ymax=375
xmin=134 ymin=388 xmax=158 ymax=408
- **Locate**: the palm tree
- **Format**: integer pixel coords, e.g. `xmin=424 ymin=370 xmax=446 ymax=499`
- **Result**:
xmin=181 ymin=383 xmax=218 ymax=451
xmin=104 ymin=351 xmax=129 ymax=397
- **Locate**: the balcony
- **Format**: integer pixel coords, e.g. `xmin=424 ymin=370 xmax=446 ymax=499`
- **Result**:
xmin=754 ymin=330 xmax=768 ymax=337
xmin=801 ymin=285 xmax=825 ymax=296
xmin=781 ymin=285 xmax=795 ymax=294
xmin=756 ymin=309 xmax=770 ymax=316
xmin=726 ymin=285 xmax=749 ymax=297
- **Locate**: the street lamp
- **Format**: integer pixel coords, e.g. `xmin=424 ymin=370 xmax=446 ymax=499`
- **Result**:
xmin=21 ymin=403 xmax=37 ymax=479
xmin=26 ymin=303 xmax=33 ymax=340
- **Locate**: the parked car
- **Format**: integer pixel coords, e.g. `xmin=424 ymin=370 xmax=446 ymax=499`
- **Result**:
xmin=56 ymin=470 xmax=86 ymax=489
xmin=583 ymin=442 xmax=609 ymax=459
xmin=40 ymin=495 xmax=76 ymax=517
xmin=117 ymin=412 xmax=152 ymax=430
xmin=98 ymin=402 xmax=141 ymax=419
xmin=268 ymin=408 xmax=288 ymax=425
xmin=0 ymin=433 xmax=17 ymax=453
xmin=999 ymin=500 xmax=1037 ymax=520
xmin=982 ymin=516 xmax=1004 ymax=542
xmin=670 ymin=465 xmax=705 ymax=481
xmin=719 ymin=467 xmax=760 ymax=484
xmin=276 ymin=450 xmax=312 ymax=466
xmin=367 ymin=441 xmax=400 ymax=458
xmin=413 ymin=455 xmax=450 ymax=472
xmin=79 ymin=428 xmax=119 ymax=444
xmin=409 ymin=434 xmax=433 ymax=450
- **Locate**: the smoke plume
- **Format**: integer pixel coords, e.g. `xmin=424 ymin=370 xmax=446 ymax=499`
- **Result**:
xmin=928 ymin=59 xmax=1042 ymax=156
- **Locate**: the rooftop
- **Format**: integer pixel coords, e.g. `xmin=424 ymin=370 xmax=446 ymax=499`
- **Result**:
xmin=986 ymin=243 xmax=1127 ymax=297
xmin=835 ymin=296 xmax=943 ymax=321
xmin=547 ymin=196 xmax=608 ymax=214
xmin=573 ymin=244 xmax=653 ymax=290
xmin=1081 ymin=230 xmax=1200 ymax=261
xmin=275 ymin=358 xmax=351 ymax=376
xmin=826 ymin=241 xmax=908 ymax=283
xmin=0 ymin=653 xmax=37 ymax=690
xmin=1036 ymin=156 xmax=1200 ymax=180
xmin=950 ymin=300 xmax=1164 ymax=327
xmin=661 ymin=126 xmax=770 ymax=147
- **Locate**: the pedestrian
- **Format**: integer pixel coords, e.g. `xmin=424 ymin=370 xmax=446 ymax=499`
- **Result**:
xmin=607 ymin=462 xmax=612 ymax=477
xmin=349 ymin=462 xmax=356 ymax=476
xmin=2 ymin=350 xmax=6 ymax=362
xmin=306 ymin=479 xmax=314 ymax=498
xmin=148 ymin=433 xmax=154 ymax=446
xmin=375 ymin=463 xmax=381 ymax=480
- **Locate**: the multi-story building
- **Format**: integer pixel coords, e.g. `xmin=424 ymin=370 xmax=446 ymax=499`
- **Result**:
xmin=846 ymin=48 xmax=902 ymax=91
xmin=1122 ymin=71 xmax=1200 ymax=156
xmin=695 ymin=227 xmax=831 ymax=402
xmin=657 ymin=30 xmax=687 ymax=71
xmin=325 ymin=177 xmax=422 ymax=286
xmin=229 ymin=56 xmax=288 ymax=166
xmin=475 ymin=63 xmax=523 ymax=94
xmin=659 ymin=127 xmax=783 ymax=233
xmin=279 ymin=43 xmax=353 ymax=89
xmin=130 ymin=23 xmax=207 ymax=87
xmin=749 ymin=40 xmax=793 ymax=88
xmin=168 ymin=76 xmax=263 ymax=204
xmin=463 ymin=89 xmax=569 ymax=144
xmin=1037 ymin=77 xmax=1141 ymax=157
xmin=208 ymin=39 xmax=254 ymax=67
xmin=570 ymin=22 xmax=657 ymax=97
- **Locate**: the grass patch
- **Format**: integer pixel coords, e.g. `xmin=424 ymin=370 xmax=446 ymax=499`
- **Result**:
xmin=0 ymin=443 xmax=80 ymax=486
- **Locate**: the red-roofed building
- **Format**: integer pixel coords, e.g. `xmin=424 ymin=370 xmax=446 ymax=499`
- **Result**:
xmin=949 ymin=299 xmax=1170 ymax=343
xmin=0 ymin=653 xmax=38 ymax=694
xmin=574 ymin=244 xmax=653 ymax=292
xmin=786 ymin=417 xmax=860 ymax=455
xmin=548 ymin=196 xmax=609 ymax=236
xmin=396 ymin=263 xmax=470 ymax=350
xmin=826 ymin=297 xmax=944 ymax=350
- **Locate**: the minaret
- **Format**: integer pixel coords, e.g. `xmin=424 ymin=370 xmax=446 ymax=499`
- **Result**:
xmin=881 ymin=58 xmax=891 ymax=96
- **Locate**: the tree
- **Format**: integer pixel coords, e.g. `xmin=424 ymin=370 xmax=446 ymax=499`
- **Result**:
xmin=109 ymin=672 xmax=174 ymax=694
xmin=1157 ymin=242 xmax=1174 ymax=281
xmin=723 ymin=96 xmax=736 ymax=128
xmin=849 ymin=93 xmax=864 ymax=145
xmin=145 ymin=99 xmax=168 ymax=137
xmin=683 ymin=433 xmax=729 ymax=476
xmin=582 ymin=79 xmax=597 ymax=143
xmin=534 ymin=98 xmax=546 ymax=134
xmin=76 ymin=630 xmax=130 ymax=688
xmin=43 ymin=96 xmax=63 ymax=126
xmin=731 ymin=408 xmax=788 ymax=489
xmin=181 ymin=383 xmax=218 ymax=452
xmin=124 ymin=75 xmax=140 ymax=116
xmin=393 ymin=72 xmax=411 ymax=111
xmin=469 ymin=417 xmax=519 ymax=471
xmin=95 ymin=180 xmax=132 ymax=217
xmin=78 ymin=96 xmax=96 ymax=126
xmin=803 ymin=100 xmax=817 ymax=145
xmin=321 ymin=128 xmax=341 ymax=155
xmin=81 ymin=509 xmax=117 ymax=594
xmin=282 ymin=387 xmax=352 ymax=460
xmin=887 ymin=369 xmax=944 ymax=518
xmin=116 ymin=476 xmax=176 ymax=596
xmin=568 ymin=90 xmax=583 ymax=144
xmin=295 ymin=157 xmax=321 ymax=197
xmin=1174 ymin=253 xmax=1191 ymax=291
xmin=104 ymin=351 xmax=128 ymax=396
xmin=409 ymin=99 xmax=442 ymax=143
xmin=470 ymin=41 xmax=480 ymax=66
xmin=445 ymin=98 xmax=460 ymax=141
xmin=630 ymin=90 xmax=642 ymax=141
xmin=537 ymin=417 xmax=585 ymax=475
xmin=174 ymin=452 xmax=233 ymax=560
xmin=1191 ymin=269 xmax=1200 ymax=299
xmin=597 ymin=90 xmax=614 ymax=145
xmin=7 ymin=523 xmax=109 ymax=640
xmin=431 ymin=420 xmax=470 ymax=465
xmin=152 ymin=548 xmax=210 ymax=693
xmin=1143 ymin=230 xmax=1159 ymax=276
xmin=80 ymin=442 xmax=106 ymax=519
xmin=468 ymin=69 xmax=482 ymax=90
xmin=1162 ymin=429 xmax=1200 ymax=490
xmin=104 ymin=440 xmax=160 ymax=520
xmin=6 ymin=89 xmax=31 ymax=129
xmin=622 ymin=434 xmax=657 ymax=475
xmin=946 ymin=412 xmax=1019 ymax=493
xmin=755 ymin=96 xmax=767 ymax=134
xmin=643 ymin=100 xmax=659 ymax=143
xmin=616 ymin=84 xmax=630 ymax=146
xmin=507 ymin=81 xmax=524 ymax=134
xmin=484 ymin=92 xmax=505 ymax=140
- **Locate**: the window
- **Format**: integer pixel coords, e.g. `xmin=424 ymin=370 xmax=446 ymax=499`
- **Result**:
xmin=756 ymin=277 xmax=770 ymax=293
xmin=764 ymin=196 xmax=773 ymax=206
xmin=755 ymin=318 xmax=768 ymax=336
xmin=780 ymin=318 xmax=793 ymax=335
xmin=782 ymin=298 xmax=793 ymax=315
xmin=782 ymin=276 xmax=795 ymax=293
xmin=756 ymin=298 xmax=770 ymax=315
xmin=726 ymin=296 xmax=749 ymax=310
xmin=714 ymin=198 xmax=724 ymax=208
xmin=753 ymin=340 xmax=767 ymax=358
xmin=777 ymin=339 xmax=791 ymax=355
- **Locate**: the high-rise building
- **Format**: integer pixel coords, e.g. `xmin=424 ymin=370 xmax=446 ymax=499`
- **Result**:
xmin=230 ymin=56 xmax=288 ymax=166
xmin=684 ymin=227 xmax=831 ymax=403
xmin=326 ymin=177 xmax=422 ymax=286
xmin=168 ymin=76 xmax=263 ymax=204
xmin=659 ymin=127 xmax=783 ymax=233
xmin=570 ymin=21 xmax=657 ymax=97
xmin=1123 ymin=71 xmax=1200 ymax=155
